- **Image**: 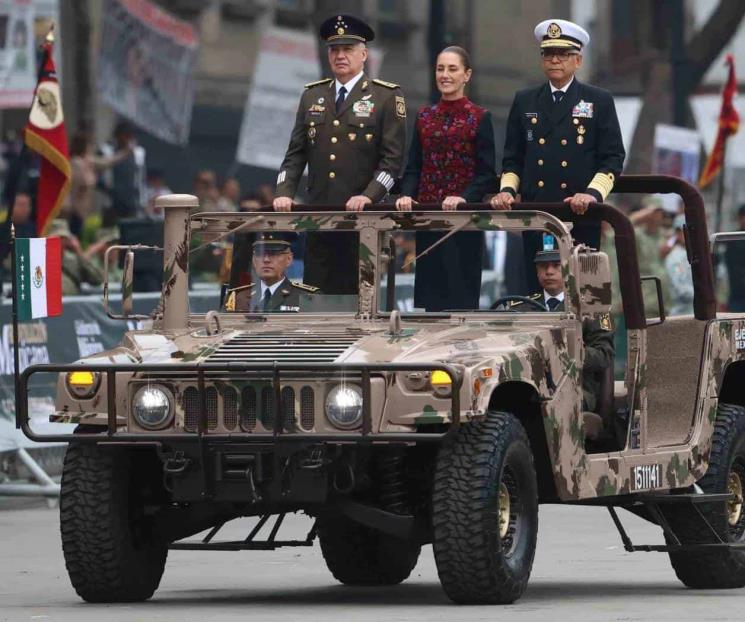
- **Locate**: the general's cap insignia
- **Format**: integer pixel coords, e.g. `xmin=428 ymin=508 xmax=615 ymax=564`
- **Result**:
xmin=547 ymin=22 xmax=562 ymax=38
xmin=337 ymin=27 xmax=345 ymax=35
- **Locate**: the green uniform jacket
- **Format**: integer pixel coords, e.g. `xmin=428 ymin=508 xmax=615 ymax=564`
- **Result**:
xmin=224 ymin=278 xmax=319 ymax=313
xmin=275 ymin=74 xmax=406 ymax=295
xmin=508 ymin=293 xmax=614 ymax=411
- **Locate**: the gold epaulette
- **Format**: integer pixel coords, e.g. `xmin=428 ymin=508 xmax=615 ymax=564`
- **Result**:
xmin=372 ymin=78 xmax=399 ymax=89
xmin=224 ymin=284 xmax=254 ymax=312
xmin=291 ymin=280 xmax=320 ymax=293
xmin=305 ymin=78 xmax=333 ymax=89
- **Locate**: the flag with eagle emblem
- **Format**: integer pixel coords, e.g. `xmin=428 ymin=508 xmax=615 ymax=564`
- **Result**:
xmin=24 ymin=34 xmax=71 ymax=236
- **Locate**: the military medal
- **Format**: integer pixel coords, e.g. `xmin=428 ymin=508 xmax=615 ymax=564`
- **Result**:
xmin=352 ymin=99 xmax=375 ymax=117
xmin=577 ymin=125 xmax=586 ymax=135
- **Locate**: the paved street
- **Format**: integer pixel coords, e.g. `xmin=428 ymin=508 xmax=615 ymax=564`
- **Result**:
xmin=2 ymin=501 xmax=744 ymax=622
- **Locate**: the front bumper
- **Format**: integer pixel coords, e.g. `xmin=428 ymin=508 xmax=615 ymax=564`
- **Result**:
xmin=19 ymin=362 xmax=463 ymax=444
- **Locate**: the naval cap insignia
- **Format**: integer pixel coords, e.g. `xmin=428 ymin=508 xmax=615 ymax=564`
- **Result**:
xmin=547 ymin=22 xmax=562 ymax=38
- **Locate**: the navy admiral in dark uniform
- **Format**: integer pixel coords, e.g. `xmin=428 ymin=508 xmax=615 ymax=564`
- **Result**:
xmin=273 ymin=15 xmax=406 ymax=295
xmin=491 ymin=19 xmax=625 ymax=290
xmin=224 ymin=233 xmax=319 ymax=313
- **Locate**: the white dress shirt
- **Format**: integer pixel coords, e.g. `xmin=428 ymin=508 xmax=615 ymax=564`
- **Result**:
xmin=543 ymin=290 xmax=565 ymax=308
xmin=549 ymin=76 xmax=574 ymax=97
xmin=335 ymin=71 xmax=364 ymax=99
xmin=260 ymin=279 xmax=284 ymax=301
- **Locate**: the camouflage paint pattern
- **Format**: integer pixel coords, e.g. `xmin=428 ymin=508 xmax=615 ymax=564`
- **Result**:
xmin=39 ymin=204 xmax=745 ymax=501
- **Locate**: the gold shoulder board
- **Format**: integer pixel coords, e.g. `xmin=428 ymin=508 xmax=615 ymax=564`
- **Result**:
xmin=305 ymin=78 xmax=333 ymax=89
xmin=291 ymin=281 xmax=320 ymax=292
xmin=372 ymin=78 xmax=399 ymax=89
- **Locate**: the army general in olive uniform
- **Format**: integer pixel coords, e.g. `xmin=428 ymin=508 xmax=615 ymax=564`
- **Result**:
xmin=273 ymin=15 xmax=406 ymax=295
xmin=491 ymin=19 xmax=625 ymax=291
xmin=224 ymin=233 xmax=319 ymax=313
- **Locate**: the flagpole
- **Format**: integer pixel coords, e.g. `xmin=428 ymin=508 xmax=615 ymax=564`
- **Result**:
xmin=715 ymin=140 xmax=727 ymax=234
xmin=9 ymin=223 xmax=22 ymax=428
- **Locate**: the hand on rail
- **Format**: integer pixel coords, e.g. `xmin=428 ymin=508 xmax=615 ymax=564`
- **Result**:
xmin=395 ymin=196 xmax=416 ymax=212
xmin=442 ymin=196 xmax=466 ymax=211
xmin=273 ymin=196 xmax=294 ymax=212
xmin=489 ymin=192 xmax=514 ymax=211
xmin=564 ymin=192 xmax=596 ymax=215
xmin=346 ymin=195 xmax=372 ymax=212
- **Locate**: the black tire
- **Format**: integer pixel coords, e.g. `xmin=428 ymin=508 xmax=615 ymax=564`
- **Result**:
xmin=317 ymin=516 xmax=421 ymax=585
xmin=432 ymin=411 xmax=538 ymax=604
xmin=60 ymin=442 xmax=168 ymax=602
xmin=667 ymin=402 xmax=745 ymax=588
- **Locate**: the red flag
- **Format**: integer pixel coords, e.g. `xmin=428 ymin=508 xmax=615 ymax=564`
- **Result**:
xmin=24 ymin=34 xmax=71 ymax=236
xmin=699 ymin=54 xmax=740 ymax=188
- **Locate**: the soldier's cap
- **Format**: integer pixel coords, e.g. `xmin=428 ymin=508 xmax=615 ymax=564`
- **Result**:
xmin=534 ymin=19 xmax=589 ymax=51
xmin=46 ymin=219 xmax=72 ymax=239
xmin=253 ymin=232 xmax=296 ymax=253
xmin=534 ymin=233 xmax=560 ymax=263
xmin=320 ymin=14 xmax=375 ymax=46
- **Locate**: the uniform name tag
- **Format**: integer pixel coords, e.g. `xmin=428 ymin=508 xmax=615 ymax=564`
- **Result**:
xmin=308 ymin=104 xmax=325 ymax=115
xmin=572 ymin=100 xmax=593 ymax=118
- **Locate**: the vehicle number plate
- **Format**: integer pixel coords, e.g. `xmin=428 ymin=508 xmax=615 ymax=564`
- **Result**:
xmin=631 ymin=464 xmax=663 ymax=491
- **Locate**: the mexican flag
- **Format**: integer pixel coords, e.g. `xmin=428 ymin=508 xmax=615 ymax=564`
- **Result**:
xmin=14 ymin=237 xmax=63 ymax=321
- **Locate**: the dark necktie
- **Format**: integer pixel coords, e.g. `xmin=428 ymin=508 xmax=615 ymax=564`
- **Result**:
xmin=335 ymin=85 xmax=347 ymax=113
xmin=546 ymin=297 xmax=561 ymax=310
xmin=262 ymin=288 xmax=272 ymax=312
xmin=553 ymin=91 xmax=564 ymax=104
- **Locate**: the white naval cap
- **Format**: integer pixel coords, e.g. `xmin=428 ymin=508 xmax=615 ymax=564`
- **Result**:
xmin=534 ymin=19 xmax=589 ymax=50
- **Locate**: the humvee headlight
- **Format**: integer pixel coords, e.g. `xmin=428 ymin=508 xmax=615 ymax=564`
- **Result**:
xmin=132 ymin=385 xmax=173 ymax=430
xmin=325 ymin=385 xmax=363 ymax=429
xmin=430 ymin=370 xmax=452 ymax=398
xmin=66 ymin=371 xmax=101 ymax=399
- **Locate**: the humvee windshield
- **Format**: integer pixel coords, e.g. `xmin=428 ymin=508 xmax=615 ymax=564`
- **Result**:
xmin=189 ymin=211 xmax=570 ymax=315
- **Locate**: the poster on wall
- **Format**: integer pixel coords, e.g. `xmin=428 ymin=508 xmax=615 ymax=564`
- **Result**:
xmin=98 ymin=0 xmax=198 ymax=145
xmin=0 ymin=0 xmax=58 ymax=109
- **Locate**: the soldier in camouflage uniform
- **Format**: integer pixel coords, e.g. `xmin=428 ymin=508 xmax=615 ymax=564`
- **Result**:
xmin=224 ymin=232 xmax=319 ymax=313
xmin=508 ymin=243 xmax=614 ymax=412
xmin=47 ymin=219 xmax=104 ymax=295
xmin=273 ymin=14 xmax=406 ymax=295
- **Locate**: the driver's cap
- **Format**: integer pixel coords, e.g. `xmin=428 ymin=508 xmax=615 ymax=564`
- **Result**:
xmin=534 ymin=233 xmax=560 ymax=263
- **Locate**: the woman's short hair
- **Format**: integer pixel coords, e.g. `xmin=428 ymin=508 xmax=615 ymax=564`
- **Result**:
xmin=439 ymin=45 xmax=471 ymax=71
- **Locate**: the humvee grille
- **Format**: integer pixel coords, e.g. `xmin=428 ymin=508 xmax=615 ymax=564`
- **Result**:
xmin=281 ymin=386 xmax=295 ymax=430
xmin=223 ymin=387 xmax=238 ymax=430
xmin=207 ymin=332 xmax=359 ymax=363
xmin=300 ymin=386 xmax=314 ymax=430
xmin=183 ymin=387 xmax=199 ymax=432
xmin=240 ymin=386 xmax=257 ymax=431
xmin=206 ymin=387 xmax=218 ymax=431
xmin=261 ymin=386 xmax=274 ymax=428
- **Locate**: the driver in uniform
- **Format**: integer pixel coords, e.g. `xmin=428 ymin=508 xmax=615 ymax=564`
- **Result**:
xmin=224 ymin=233 xmax=319 ymax=313
xmin=506 ymin=237 xmax=614 ymax=414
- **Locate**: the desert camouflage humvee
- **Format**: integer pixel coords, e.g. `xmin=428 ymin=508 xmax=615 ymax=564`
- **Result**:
xmin=19 ymin=175 xmax=745 ymax=604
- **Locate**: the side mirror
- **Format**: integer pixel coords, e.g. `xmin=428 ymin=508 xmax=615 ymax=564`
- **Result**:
xmin=121 ymin=250 xmax=134 ymax=316
xmin=103 ymin=244 xmax=161 ymax=320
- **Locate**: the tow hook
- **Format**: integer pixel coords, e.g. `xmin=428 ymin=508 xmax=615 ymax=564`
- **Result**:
xmin=163 ymin=451 xmax=190 ymax=476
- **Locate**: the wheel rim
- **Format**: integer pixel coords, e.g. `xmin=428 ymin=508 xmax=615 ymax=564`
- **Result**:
xmin=498 ymin=482 xmax=511 ymax=539
xmin=498 ymin=467 xmax=521 ymax=557
xmin=728 ymin=466 xmax=744 ymax=530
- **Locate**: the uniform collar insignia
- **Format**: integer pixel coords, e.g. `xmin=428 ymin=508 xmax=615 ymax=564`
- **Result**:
xmin=361 ymin=80 xmax=368 ymax=90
